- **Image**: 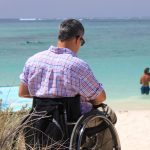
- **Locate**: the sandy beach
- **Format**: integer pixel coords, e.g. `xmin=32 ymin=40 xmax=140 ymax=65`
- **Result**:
xmin=115 ymin=110 xmax=150 ymax=150
xmin=108 ymin=98 xmax=150 ymax=150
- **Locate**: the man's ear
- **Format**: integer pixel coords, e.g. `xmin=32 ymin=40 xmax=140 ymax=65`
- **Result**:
xmin=75 ymin=36 xmax=80 ymax=45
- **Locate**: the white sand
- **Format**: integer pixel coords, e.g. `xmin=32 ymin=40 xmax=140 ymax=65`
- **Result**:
xmin=106 ymin=97 xmax=150 ymax=150
xmin=115 ymin=110 xmax=150 ymax=150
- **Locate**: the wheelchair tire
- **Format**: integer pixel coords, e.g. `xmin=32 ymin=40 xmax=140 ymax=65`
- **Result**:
xmin=69 ymin=109 xmax=121 ymax=150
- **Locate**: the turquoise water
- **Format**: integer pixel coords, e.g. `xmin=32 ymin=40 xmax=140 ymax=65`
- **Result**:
xmin=0 ymin=19 xmax=150 ymax=110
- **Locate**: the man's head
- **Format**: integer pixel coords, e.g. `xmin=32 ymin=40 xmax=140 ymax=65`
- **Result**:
xmin=144 ymin=67 xmax=149 ymax=74
xmin=57 ymin=19 xmax=85 ymax=52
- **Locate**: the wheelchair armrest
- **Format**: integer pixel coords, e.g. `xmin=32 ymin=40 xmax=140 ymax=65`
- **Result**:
xmin=92 ymin=103 xmax=107 ymax=109
xmin=92 ymin=103 xmax=117 ymax=124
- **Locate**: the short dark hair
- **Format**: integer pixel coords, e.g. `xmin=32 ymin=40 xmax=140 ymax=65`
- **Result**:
xmin=144 ymin=67 xmax=149 ymax=74
xmin=58 ymin=19 xmax=84 ymax=41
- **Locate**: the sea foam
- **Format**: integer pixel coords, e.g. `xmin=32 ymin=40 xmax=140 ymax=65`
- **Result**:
xmin=0 ymin=86 xmax=32 ymax=111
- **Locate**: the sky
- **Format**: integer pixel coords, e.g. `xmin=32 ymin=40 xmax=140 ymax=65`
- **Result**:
xmin=0 ymin=0 xmax=150 ymax=19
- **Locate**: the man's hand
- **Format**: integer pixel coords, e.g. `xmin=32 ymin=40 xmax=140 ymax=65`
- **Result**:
xmin=19 ymin=83 xmax=32 ymax=98
xmin=90 ymin=90 xmax=106 ymax=106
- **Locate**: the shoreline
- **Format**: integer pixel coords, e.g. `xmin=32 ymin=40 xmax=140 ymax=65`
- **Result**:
xmin=107 ymin=95 xmax=150 ymax=111
xmin=0 ymin=86 xmax=150 ymax=110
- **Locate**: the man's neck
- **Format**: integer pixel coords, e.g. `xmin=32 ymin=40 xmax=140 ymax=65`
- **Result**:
xmin=57 ymin=40 xmax=78 ymax=53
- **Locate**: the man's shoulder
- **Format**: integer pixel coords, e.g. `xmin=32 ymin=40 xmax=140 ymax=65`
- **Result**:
xmin=68 ymin=57 xmax=91 ymax=74
xmin=26 ymin=50 xmax=48 ymax=62
xmin=71 ymin=57 xmax=89 ymax=68
xmin=33 ymin=50 xmax=49 ymax=57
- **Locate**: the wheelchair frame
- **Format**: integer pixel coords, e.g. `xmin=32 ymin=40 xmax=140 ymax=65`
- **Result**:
xmin=11 ymin=101 xmax=121 ymax=150
xmin=69 ymin=109 xmax=121 ymax=150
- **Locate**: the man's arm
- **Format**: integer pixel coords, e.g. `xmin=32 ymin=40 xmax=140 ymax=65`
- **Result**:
xmin=19 ymin=82 xmax=32 ymax=98
xmin=90 ymin=90 xmax=106 ymax=105
xmin=148 ymin=74 xmax=150 ymax=82
xmin=140 ymin=76 xmax=143 ymax=84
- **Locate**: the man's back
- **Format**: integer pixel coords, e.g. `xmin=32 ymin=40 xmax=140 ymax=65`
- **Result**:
xmin=21 ymin=46 xmax=86 ymax=97
xmin=140 ymin=74 xmax=150 ymax=86
xmin=20 ymin=45 xmax=104 ymax=102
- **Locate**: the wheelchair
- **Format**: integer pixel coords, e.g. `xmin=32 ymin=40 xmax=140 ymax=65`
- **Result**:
xmin=69 ymin=107 xmax=121 ymax=150
xmin=11 ymin=96 xmax=121 ymax=150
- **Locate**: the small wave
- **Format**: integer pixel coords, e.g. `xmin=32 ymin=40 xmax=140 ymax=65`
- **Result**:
xmin=19 ymin=18 xmax=37 ymax=21
xmin=26 ymin=40 xmax=43 ymax=44
xmin=19 ymin=18 xmax=48 ymax=21
xmin=79 ymin=18 xmax=83 ymax=21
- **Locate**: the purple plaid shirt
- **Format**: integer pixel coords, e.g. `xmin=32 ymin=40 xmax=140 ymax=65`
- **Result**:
xmin=20 ymin=46 xmax=104 ymax=113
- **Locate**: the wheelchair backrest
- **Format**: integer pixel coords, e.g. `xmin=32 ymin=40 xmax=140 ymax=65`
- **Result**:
xmin=33 ymin=94 xmax=81 ymax=122
xmin=31 ymin=95 xmax=81 ymax=140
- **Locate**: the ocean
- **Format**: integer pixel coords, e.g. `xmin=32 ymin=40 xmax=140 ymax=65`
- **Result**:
xmin=0 ymin=18 xmax=150 ymax=110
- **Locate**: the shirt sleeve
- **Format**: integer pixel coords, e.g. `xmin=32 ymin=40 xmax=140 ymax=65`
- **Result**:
xmin=19 ymin=63 xmax=29 ymax=85
xmin=79 ymin=63 xmax=104 ymax=101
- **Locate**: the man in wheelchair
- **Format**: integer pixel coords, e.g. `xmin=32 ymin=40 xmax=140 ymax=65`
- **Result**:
xmin=18 ymin=19 xmax=120 ymax=150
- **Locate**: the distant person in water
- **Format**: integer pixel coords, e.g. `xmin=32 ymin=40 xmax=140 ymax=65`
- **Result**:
xmin=140 ymin=67 xmax=150 ymax=95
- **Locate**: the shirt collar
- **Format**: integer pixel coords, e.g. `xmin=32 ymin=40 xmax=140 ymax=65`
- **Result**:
xmin=48 ymin=46 xmax=77 ymax=57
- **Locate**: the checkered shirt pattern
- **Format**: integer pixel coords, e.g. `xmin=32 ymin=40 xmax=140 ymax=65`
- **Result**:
xmin=20 ymin=46 xmax=104 ymax=104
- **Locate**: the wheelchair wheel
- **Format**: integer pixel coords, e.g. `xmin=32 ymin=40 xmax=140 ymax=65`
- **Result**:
xmin=69 ymin=109 xmax=121 ymax=150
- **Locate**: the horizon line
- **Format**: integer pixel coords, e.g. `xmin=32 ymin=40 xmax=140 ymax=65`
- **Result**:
xmin=1 ymin=16 xmax=150 ymax=20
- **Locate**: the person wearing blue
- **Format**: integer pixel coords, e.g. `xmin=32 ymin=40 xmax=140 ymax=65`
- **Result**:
xmin=140 ymin=67 xmax=150 ymax=95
